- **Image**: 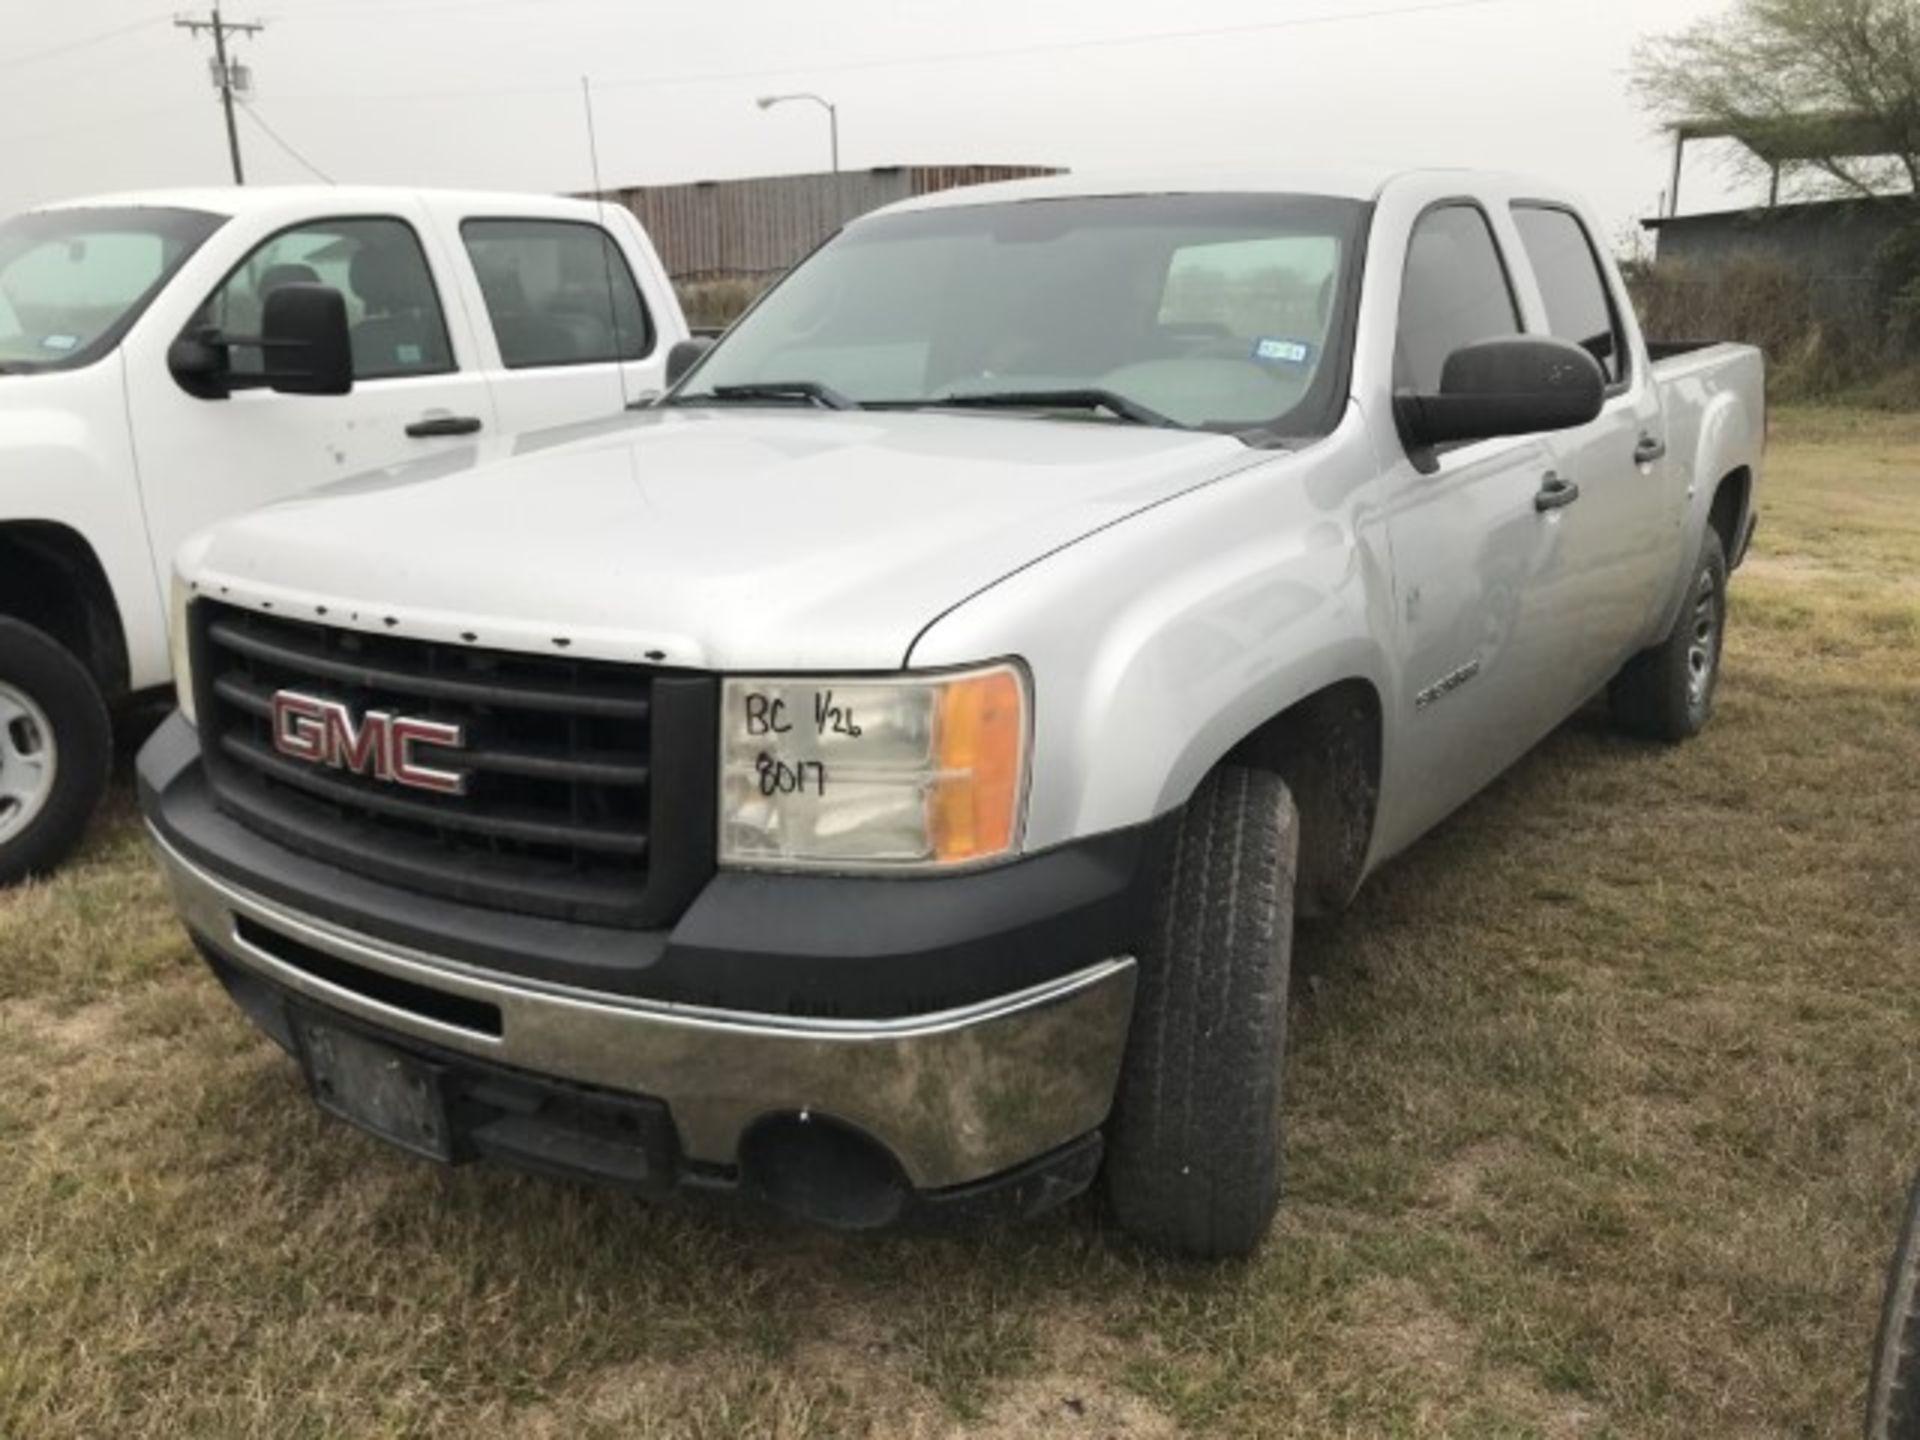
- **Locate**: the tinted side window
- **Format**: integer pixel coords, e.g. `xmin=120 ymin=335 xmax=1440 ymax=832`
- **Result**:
xmin=199 ymin=217 xmax=454 ymax=381
xmin=1512 ymin=205 xmax=1627 ymax=386
xmin=1395 ymin=205 xmax=1521 ymax=395
xmin=461 ymin=219 xmax=654 ymax=368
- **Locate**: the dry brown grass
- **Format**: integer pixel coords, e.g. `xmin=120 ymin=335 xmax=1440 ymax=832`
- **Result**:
xmin=3 ymin=407 xmax=1918 ymax=1437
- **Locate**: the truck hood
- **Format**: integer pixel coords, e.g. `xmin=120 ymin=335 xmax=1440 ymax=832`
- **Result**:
xmin=186 ymin=408 xmax=1276 ymax=670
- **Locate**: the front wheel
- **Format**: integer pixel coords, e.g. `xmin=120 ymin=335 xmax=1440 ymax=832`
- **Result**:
xmin=1609 ymin=527 xmax=1729 ymax=743
xmin=0 ymin=619 xmax=112 ymax=887
xmin=1104 ymin=766 xmax=1298 ymax=1259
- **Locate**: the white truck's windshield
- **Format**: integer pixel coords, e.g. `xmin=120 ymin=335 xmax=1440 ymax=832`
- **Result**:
xmin=680 ymin=193 xmax=1366 ymax=438
xmin=0 ymin=206 xmax=224 ymax=374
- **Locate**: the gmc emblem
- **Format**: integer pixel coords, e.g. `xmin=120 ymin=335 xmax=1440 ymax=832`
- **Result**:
xmin=270 ymin=691 xmax=468 ymax=796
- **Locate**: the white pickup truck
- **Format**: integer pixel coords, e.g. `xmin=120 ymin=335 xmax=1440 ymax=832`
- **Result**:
xmin=139 ymin=168 xmax=1763 ymax=1257
xmin=0 ymin=186 xmax=686 ymax=883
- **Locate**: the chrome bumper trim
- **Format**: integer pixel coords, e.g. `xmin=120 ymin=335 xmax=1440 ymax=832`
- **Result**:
xmin=148 ymin=826 xmax=1137 ymax=1189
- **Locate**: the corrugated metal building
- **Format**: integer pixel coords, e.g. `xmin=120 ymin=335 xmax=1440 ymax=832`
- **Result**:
xmin=1643 ymin=196 xmax=1918 ymax=275
xmin=1641 ymin=196 xmax=1918 ymax=327
xmin=588 ymin=165 xmax=1064 ymax=280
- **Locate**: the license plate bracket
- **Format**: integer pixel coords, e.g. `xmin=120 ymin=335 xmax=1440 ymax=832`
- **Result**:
xmin=293 ymin=1009 xmax=455 ymax=1163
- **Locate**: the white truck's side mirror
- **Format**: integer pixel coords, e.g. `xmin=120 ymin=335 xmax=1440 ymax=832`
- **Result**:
xmin=665 ymin=336 xmax=715 ymax=388
xmin=167 ymin=283 xmax=354 ymax=401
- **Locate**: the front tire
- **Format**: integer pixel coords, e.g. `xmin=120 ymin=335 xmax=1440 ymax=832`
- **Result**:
xmin=1609 ymin=527 xmax=1729 ymax=743
xmin=1104 ymin=766 xmax=1298 ymax=1259
xmin=0 ymin=619 xmax=112 ymax=887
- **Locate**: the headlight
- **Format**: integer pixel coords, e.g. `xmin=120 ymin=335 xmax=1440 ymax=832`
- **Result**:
xmin=168 ymin=572 xmax=197 ymax=727
xmin=720 ymin=663 xmax=1030 ymax=871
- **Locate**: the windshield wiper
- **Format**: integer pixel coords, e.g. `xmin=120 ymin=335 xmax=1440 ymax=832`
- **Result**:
xmin=895 ymin=388 xmax=1178 ymax=429
xmin=676 ymin=381 xmax=860 ymax=412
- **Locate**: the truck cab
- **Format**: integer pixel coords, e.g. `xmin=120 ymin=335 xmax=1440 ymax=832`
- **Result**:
xmin=0 ymin=186 xmax=687 ymax=883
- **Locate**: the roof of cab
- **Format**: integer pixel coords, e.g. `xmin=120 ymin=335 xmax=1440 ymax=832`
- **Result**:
xmin=869 ymin=165 xmax=1575 ymax=218
xmin=30 ymin=185 xmax=609 ymax=218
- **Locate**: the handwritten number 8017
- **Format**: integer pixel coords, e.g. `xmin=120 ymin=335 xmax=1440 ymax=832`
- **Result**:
xmin=756 ymin=752 xmax=827 ymax=797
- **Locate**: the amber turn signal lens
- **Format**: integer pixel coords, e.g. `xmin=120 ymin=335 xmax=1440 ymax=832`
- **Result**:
xmin=929 ymin=667 xmax=1027 ymax=863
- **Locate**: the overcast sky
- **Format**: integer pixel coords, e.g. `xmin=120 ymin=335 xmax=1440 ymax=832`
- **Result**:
xmin=3 ymin=0 xmax=1754 ymax=248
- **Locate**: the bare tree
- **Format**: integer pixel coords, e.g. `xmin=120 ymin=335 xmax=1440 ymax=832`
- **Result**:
xmin=1633 ymin=0 xmax=1920 ymax=199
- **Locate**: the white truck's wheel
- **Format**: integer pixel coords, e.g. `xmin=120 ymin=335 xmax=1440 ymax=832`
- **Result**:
xmin=1609 ymin=527 xmax=1729 ymax=743
xmin=0 ymin=619 xmax=112 ymax=886
xmin=1104 ymin=766 xmax=1298 ymax=1259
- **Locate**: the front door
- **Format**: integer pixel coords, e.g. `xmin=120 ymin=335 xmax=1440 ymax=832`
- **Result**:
xmin=124 ymin=205 xmax=497 ymax=580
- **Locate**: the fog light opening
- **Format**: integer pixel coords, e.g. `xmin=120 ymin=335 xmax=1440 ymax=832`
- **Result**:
xmin=739 ymin=1111 xmax=910 ymax=1231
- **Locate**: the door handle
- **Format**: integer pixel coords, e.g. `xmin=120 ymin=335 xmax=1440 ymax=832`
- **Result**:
xmin=405 ymin=415 xmax=483 ymax=438
xmin=1634 ymin=434 xmax=1667 ymax=465
xmin=1535 ymin=472 xmax=1581 ymax=513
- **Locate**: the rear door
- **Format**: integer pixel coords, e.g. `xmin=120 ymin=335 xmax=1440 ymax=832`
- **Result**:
xmin=125 ymin=201 xmax=498 ymax=576
xmin=436 ymin=200 xmax=676 ymax=435
xmin=1508 ymin=202 xmax=1678 ymax=688
xmin=1378 ymin=202 xmax=1582 ymax=824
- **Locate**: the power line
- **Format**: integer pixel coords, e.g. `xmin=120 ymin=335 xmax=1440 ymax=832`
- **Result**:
xmin=236 ymin=99 xmax=334 ymax=183
xmin=175 ymin=3 xmax=265 ymax=184
xmin=269 ymin=0 xmax=1536 ymax=106
xmin=0 ymin=12 xmax=171 ymax=75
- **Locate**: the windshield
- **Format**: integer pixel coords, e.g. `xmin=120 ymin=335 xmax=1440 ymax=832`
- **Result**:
xmin=0 ymin=206 xmax=225 ymax=374
xmin=679 ymin=193 xmax=1366 ymax=439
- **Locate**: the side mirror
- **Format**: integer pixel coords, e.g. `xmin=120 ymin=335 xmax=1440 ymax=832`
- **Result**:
xmin=666 ymin=335 xmax=714 ymax=387
xmin=167 ymin=328 xmax=231 ymax=400
xmin=258 ymin=283 xmax=353 ymax=396
xmin=166 ymin=284 xmax=354 ymax=400
xmin=1395 ymin=336 xmax=1604 ymax=453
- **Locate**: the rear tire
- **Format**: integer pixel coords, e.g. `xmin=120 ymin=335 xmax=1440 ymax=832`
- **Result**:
xmin=0 ymin=619 xmax=112 ymax=887
xmin=1609 ymin=527 xmax=1729 ymax=743
xmin=1104 ymin=766 xmax=1298 ymax=1259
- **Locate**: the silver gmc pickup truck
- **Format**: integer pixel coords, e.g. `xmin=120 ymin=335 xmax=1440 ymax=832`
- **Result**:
xmin=137 ymin=167 xmax=1764 ymax=1257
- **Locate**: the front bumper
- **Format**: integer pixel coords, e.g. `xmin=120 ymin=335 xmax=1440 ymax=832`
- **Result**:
xmin=138 ymin=715 xmax=1148 ymax=1206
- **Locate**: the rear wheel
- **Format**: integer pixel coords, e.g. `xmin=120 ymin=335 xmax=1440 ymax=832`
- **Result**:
xmin=1609 ymin=527 xmax=1729 ymax=743
xmin=1104 ymin=766 xmax=1298 ymax=1259
xmin=0 ymin=619 xmax=112 ymax=887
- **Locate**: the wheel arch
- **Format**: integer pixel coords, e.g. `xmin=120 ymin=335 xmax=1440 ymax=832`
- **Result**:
xmin=1708 ymin=465 xmax=1753 ymax=568
xmin=0 ymin=522 xmax=130 ymax=701
xmin=1215 ymin=676 xmax=1384 ymax=918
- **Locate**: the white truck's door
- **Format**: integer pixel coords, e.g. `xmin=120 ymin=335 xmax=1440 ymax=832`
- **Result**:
xmin=1379 ymin=203 xmax=1581 ymax=827
xmin=122 ymin=198 xmax=498 ymax=576
xmin=1507 ymin=202 xmax=1679 ymax=696
xmin=430 ymin=197 xmax=680 ymax=435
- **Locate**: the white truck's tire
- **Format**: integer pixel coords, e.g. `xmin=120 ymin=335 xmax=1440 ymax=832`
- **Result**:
xmin=0 ymin=619 xmax=112 ymax=887
xmin=1609 ymin=527 xmax=1729 ymax=743
xmin=1104 ymin=765 xmax=1298 ymax=1259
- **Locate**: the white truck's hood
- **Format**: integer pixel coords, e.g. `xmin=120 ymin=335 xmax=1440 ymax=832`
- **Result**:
xmin=186 ymin=408 xmax=1274 ymax=671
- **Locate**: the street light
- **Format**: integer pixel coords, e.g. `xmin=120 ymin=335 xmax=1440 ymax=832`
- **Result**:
xmin=756 ymin=92 xmax=839 ymax=175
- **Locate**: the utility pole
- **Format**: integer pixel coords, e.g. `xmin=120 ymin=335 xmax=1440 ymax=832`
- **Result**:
xmin=175 ymin=3 xmax=263 ymax=185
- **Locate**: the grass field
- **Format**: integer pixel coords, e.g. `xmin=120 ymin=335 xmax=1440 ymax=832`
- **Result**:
xmin=3 ymin=409 xmax=1918 ymax=1438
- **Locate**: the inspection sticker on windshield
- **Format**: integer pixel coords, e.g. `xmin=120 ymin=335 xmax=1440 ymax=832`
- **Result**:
xmin=1252 ymin=338 xmax=1313 ymax=366
xmin=40 ymin=334 xmax=78 ymax=352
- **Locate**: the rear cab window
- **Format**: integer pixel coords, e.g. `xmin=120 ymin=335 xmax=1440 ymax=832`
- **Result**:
xmin=1510 ymin=204 xmax=1630 ymax=388
xmin=460 ymin=219 xmax=654 ymax=369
